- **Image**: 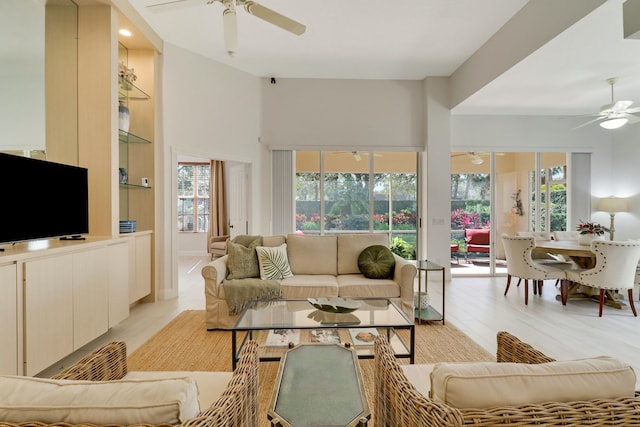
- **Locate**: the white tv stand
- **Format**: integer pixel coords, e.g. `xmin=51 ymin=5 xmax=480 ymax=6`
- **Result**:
xmin=0 ymin=231 xmax=151 ymax=376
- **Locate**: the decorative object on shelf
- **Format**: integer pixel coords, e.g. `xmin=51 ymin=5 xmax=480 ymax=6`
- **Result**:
xmin=512 ymin=189 xmax=524 ymax=216
xmin=576 ymin=219 xmax=608 ymax=245
xmin=118 ymin=101 xmax=130 ymax=133
xmin=119 ymin=168 xmax=128 ymax=184
xmin=307 ymin=297 xmax=360 ymax=313
xmin=118 ymin=61 xmax=137 ymax=90
xmin=119 ymin=220 xmax=136 ymax=233
xmin=414 ymin=292 xmax=430 ymax=310
xmin=597 ymin=196 xmax=628 ymax=241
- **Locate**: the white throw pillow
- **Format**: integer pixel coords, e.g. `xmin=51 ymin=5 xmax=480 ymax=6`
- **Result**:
xmin=0 ymin=375 xmax=200 ymax=425
xmin=256 ymin=243 xmax=294 ymax=280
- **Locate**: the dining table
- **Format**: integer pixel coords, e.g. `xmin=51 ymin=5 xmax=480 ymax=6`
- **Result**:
xmin=532 ymin=240 xmax=626 ymax=309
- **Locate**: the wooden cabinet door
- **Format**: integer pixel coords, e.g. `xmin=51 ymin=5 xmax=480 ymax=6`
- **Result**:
xmin=108 ymin=241 xmax=130 ymax=327
xmin=24 ymin=255 xmax=73 ymax=376
xmin=0 ymin=263 xmax=18 ymax=375
xmin=130 ymin=233 xmax=151 ymax=303
xmin=73 ymin=248 xmax=109 ymax=350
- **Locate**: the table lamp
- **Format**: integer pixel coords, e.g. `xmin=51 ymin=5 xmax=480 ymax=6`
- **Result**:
xmin=597 ymin=196 xmax=628 ymax=241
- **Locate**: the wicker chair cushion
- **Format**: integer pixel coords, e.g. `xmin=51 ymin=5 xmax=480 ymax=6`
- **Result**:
xmin=430 ymin=356 xmax=636 ymax=409
xmin=0 ymin=375 xmax=200 ymax=425
xmin=124 ymin=370 xmax=233 ymax=410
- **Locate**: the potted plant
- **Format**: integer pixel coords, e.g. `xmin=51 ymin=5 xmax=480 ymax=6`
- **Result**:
xmin=576 ymin=220 xmax=609 ymax=245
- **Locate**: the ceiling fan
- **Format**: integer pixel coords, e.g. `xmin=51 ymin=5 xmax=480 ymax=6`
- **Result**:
xmin=146 ymin=0 xmax=306 ymax=56
xmin=451 ymin=152 xmax=503 ymax=165
xmin=575 ymin=78 xmax=640 ymax=130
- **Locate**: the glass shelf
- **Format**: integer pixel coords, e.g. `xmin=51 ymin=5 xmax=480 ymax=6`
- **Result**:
xmin=118 ymin=76 xmax=150 ymax=100
xmin=120 ymin=183 xmax=152 ymax=189
xmin=119 ymin=129 xmax=151 ymax=144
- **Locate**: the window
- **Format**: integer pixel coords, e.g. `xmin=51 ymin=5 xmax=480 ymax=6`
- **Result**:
xmin=296 ymin=151 xmax=418 ymax=259
xmin=177 ymin=163 xmax=210 ymax=232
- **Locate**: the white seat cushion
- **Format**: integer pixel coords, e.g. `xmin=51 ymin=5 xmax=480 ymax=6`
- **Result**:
xmin=0 ymin=375 xmax=200 ymax=425
xmin=124 ymin=371 xmax=233 ymax=410
xmin=430 ymin=356 xmax=636 ymax=409
xmin=402 ymin=363 xmax=435 ymax=397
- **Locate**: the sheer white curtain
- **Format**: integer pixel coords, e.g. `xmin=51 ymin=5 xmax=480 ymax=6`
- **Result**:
xmin=272 ymin=150 xmax=294 ymax=235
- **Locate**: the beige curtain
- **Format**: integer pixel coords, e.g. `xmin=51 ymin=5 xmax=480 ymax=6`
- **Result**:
xmin=208 ymin=160 xmax=228 ymax=247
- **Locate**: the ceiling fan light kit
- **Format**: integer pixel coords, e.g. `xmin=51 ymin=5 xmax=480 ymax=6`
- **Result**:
xmin=222 ymin=6 xmax=237 ymax=55
xmin=576 ymin=78 xmax=640 ymax=130
xmin=599 ymin=117 xmax=628 ymax=130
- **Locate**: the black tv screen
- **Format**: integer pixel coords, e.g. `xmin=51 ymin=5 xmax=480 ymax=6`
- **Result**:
xmin=0 ymin=153 xmax=89 ymax=245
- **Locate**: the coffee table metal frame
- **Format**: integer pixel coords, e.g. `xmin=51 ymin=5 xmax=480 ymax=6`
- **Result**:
xmin=231 ymin=298 xmax=415 ymax=369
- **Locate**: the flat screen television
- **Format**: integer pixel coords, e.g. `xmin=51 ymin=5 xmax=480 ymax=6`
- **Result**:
xmin=0 ymin=153 xmax=89 ymax=245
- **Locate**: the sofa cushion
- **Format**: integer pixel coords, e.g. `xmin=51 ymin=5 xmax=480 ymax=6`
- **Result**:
xmin=280 ymin=275 xmax=339 ymax=298
xmin=402 ymin=363 xmax=436 ymax=397
xmin=0 ymin=375 xmax=200 ymax=425
xmin=338 ymin=233 xmax=389 ymax=274
xmin=337 ymin=274 xmax=399 ymax=298
xmin=465 ymin=228 xmax=490 ymax=245
xmin=124 ymin=371 xmax=233 ymax=411
xmin=286 ymin=234 xmax=337 ymax=275
xmin=226 ymin=237 xmax=262 ymax=280
xmin=358 ymin=245 xmax=396 ymax=279
xmin=256 ymin=243 xmax=294 ymax=280
xmin=263 ymin=235 xmax=287 ymax=247
xmin=430 ymin=356 xmax=636 ymax=409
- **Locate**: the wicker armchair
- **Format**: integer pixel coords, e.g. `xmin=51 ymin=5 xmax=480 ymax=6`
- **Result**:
xmin=374 ymin=331 xmax=640 ymax=426
xmin=2 ymin=340 xmax=259 ymax=427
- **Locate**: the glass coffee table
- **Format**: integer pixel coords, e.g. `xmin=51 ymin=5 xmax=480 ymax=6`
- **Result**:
xmin=231 ymin=298 xmax=414 ymax=369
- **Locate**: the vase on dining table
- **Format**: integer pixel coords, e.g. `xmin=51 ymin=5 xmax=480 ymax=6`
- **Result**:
xmin=578 ymin=234 xmax=602 ymax=246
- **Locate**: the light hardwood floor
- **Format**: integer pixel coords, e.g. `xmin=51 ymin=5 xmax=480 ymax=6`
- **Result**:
xmin=41 ymin=256 xmax=640 ymax=388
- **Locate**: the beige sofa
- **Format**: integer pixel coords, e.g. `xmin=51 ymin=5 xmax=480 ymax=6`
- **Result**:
xmin=202 ymin=233 xmax=417 ymax=330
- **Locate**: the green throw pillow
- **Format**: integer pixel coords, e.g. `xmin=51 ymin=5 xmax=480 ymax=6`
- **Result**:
xmin=358 ymin=245 xmax=396 ymax=279
xmin=226 ymin=237 xmax=263 ymax=280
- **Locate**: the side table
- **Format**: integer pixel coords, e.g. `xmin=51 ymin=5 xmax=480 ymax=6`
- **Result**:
xmin=414 ymin=260 xmax=445 ymax=324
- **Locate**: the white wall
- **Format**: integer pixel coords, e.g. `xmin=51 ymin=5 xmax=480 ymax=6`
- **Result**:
xmin=260 ymin=78 xmax=424 ymax=150
xmin=159 ymin=43 xmax=265 ymax=298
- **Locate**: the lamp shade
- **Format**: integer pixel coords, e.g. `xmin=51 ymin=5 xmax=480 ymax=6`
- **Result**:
xmin=598 ymin=196 xmax=628 ymax=213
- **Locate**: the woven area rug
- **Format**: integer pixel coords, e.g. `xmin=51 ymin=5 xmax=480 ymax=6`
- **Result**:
xmin=128 ymin=310 xmax=494 ymax=426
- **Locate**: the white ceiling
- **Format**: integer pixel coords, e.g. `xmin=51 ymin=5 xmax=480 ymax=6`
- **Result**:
xmin=126 ymin=0 xmax=640 ymax=117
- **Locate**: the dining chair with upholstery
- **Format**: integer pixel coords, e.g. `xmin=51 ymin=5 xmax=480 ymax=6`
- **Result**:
xmin=562 ymin=240 xmax=640 ymax=317
xmin=502 ymin=235 xmax=570 ymax=305
xmin=516 ymin=231 xmax=573 ymax=287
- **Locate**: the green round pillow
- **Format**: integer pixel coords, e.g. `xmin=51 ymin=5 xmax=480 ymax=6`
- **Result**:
xmin=358 ymin=245 xmax=396 ymax=279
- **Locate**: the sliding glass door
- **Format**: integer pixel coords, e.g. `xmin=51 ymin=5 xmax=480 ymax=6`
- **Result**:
xmin=451 ymin=152 xmax=567 ymax=276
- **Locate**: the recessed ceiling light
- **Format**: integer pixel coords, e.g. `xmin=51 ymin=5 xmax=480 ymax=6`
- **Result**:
xmin=119 ymin=29 xmax=132 ymax=37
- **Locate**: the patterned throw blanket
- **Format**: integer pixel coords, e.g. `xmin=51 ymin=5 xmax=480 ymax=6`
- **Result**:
xmin=223 ymin=278 xmax=283 ymax=315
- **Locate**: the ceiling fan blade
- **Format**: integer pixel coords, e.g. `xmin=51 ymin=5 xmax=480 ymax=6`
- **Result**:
xmin=241 ymin=1 xmax=306 ymax=35
xmin=146 ymin=0 xmax=213 ymax=13
xmin=573 ymin=116 xmax=605 ymax=130
xmin=625 ymin=107 xmax=640 ymax=114
xmin=612 ymin=100 xmax=634 ymax=111
xmin=622 ymin=113 xmax=640 ymax=124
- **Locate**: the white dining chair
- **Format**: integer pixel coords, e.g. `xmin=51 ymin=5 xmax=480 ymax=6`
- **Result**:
xmin=502 ymin=235 xmax=570 ymax=305
xmin=562 ymin=240 xmax=640 ymax=317
xmin=516 ymin=231 xmax=572 ymax=287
